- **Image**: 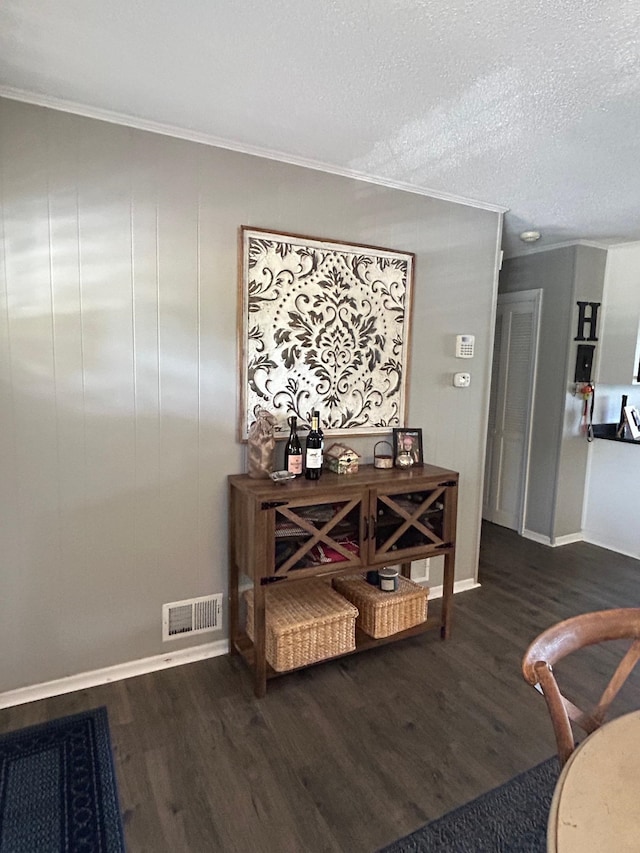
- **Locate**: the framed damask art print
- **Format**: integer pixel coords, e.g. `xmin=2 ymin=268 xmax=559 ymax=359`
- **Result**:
xmin=239 ymin=227 xmax=414 ymax=440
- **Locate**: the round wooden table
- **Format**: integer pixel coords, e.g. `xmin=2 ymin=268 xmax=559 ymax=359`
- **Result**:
xmin=548 ymin=709 xmax=640 ymax=852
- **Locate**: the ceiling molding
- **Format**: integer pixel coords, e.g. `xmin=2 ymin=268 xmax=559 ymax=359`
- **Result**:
xmin=505 ymin=239 xmax=614 ymax=260
xmin=0 ymin=86 xmax=508 ymax=216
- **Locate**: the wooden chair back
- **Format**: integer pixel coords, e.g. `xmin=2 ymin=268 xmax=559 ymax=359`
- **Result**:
xmin=522 ymin=608 xmax=640 ymax=766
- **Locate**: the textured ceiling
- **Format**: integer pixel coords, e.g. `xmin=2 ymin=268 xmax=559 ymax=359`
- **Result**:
xmin=1 ymin=0 xmax=640 ymax=257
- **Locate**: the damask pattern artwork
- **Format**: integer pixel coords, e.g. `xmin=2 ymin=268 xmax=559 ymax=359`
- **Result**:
xmin=239 ymin=227 xmax=414 ymax=439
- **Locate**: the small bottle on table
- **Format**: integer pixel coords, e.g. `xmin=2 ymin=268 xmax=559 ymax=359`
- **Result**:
xmin=305 ymin=411 xmax=323 ymax=480
xmin=284 ymin=416 xmax=303 ymax=476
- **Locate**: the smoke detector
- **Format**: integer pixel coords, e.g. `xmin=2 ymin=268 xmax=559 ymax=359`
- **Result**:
xmin=519 ymin=230 xmax=541 ymax=242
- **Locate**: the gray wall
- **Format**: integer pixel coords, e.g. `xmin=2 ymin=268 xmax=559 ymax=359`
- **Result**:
xmin=499 ymin=245 xmax=607 ymax=541
xmin=554 ymin=245 xmax=607 ymax=538
xmin=0 ymin=98 xmax=501 ymax=695
xmin=583 ymin=241 xmax=640 ymax=558
xmin=499 ymin=248 xmax=574 ymax=537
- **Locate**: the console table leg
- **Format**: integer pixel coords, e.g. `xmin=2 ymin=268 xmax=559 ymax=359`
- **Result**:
xmin=441 ymin=549 xmax=455 ymax=639
xmin=253 ymin=581 xmax=267 ymax=698
xmin=228 ymin=483 xmax=240 ymax=656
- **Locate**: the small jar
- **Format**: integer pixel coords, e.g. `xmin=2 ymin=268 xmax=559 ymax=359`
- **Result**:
xmin=378 ymin=567 xmax=399 ymax=592
xmin=395 ymin=449 xmax=414 ymax=469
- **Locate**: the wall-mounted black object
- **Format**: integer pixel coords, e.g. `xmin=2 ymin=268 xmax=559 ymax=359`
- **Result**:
xmin=575 ymin=344 xmax=595 ymax=382
xmin=618 ymin=394 xmax=628 ymax=434
xmin=574 ymin=301 xmax=600 ymax=341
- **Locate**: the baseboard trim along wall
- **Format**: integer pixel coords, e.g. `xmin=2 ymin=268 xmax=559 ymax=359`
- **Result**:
xmin=0 ymin=579 xmax=480 ymax=709
xmin=522 ymin=529 xmax=552 ymax=545
xmin=553 ymin=533 xmax=585 ymax=547
xmin=522 ymin=529 xmax=585 ymax=547
xmin=0 ymin=639 xmax=229 ymax=710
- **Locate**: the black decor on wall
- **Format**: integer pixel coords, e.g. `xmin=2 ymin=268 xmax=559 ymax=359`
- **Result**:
xmin=239 ymin=227 xmax=415 ymax=439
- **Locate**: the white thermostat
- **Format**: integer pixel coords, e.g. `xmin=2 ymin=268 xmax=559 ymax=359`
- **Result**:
xmin=456 ymin=334 xmax=475 ymax=358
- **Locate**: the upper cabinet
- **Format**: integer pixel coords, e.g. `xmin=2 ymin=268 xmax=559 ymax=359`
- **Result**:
xmin=597 ymin=243 xmax=640 ymax=386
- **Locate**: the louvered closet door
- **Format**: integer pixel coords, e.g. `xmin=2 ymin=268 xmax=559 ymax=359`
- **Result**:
xmin=483 ymin=290 xmax=542 ymax=530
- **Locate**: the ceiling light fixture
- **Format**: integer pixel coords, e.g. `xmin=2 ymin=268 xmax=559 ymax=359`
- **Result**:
xmin=520 ymin=230 xmax=541 ymax=242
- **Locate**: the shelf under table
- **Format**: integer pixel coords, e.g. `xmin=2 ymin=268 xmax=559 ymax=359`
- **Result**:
xmin=233 ymin=603 xmax=443 ymax=682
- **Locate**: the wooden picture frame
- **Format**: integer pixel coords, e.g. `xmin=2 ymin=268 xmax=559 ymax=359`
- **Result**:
xmin=392 ymin=428 xmax=423 ymax=467
xmin=239 ymin=226 xmax=414 ymax=440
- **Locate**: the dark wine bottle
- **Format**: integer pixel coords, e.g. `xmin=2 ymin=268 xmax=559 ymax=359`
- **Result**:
xmin=304 ymin=411 xmax=323 ymax=480
xmin=284 ymin=416 xmax=303 ymax=476
xmin=313 ymin=409 xmax=324 ymax=455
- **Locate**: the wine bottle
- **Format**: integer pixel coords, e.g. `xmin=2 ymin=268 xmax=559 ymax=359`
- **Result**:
xmin=284 ymin=416 xmax=303 ymax=476
xmin=304 ymin=411 xmax=323 ymax=480
xmin=313 ymin=409 xmax=324 ymax=455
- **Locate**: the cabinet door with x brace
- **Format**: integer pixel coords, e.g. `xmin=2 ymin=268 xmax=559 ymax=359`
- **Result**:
xmin=264 ymin=489 xmax=366 ymax=581
xmin=368 ymin=481 xmax=455 ymax=566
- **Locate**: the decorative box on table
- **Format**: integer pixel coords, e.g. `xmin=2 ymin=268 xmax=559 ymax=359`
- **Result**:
xmin=324 ymin=442 xmax=360 ymax=474
xmin=332 ymin=574 xmax=428 ymax=639
xmin=244 ymin=579 xmax=359 ymax=672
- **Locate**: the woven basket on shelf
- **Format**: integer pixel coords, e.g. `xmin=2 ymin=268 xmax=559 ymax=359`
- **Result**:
xmin=244 ymin=579 xmax=359 ymax=672
xmin=332 ymin=574 xmax=428 ymax=639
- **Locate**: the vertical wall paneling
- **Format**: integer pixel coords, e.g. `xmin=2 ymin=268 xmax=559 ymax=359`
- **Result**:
xmin=155 ymin=136 xmax=201 ymax=601
xmin=130 ymin=130 xmax=162 ymax=607
xmin=0 ymin=98 xmax=501 ymax=693
xmin=46 ymin=109 xmax=86 ymax=651
xmin=1 ymin=104 xmax=60 ymax=672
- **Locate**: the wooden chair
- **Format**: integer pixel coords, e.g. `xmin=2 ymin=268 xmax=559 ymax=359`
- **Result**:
xmin=522 ymin=608 xmax=640 ymax=766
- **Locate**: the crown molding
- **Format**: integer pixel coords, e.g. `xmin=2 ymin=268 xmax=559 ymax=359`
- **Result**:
xmin=505 ymin=238 xmax=612 ymax=260
xmin=0 ymin=86 xmax=507 ymax=215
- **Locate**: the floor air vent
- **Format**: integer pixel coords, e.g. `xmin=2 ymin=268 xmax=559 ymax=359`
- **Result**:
xmin=162 ymin=594 xmax=223 ymax=641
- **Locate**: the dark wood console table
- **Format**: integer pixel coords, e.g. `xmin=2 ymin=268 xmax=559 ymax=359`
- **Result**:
xmin=228 ymin=463 xmax=459 ymax=696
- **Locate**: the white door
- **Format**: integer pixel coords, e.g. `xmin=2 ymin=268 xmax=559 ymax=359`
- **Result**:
xmin=483 ymin=289 xmax=542 ymax=531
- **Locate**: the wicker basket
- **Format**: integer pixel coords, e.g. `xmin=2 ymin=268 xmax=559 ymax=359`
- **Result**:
xmin=332 ymin=574 xmax=428 ymax=639
xmin=244 ymin=579 xmax=359 ymax=672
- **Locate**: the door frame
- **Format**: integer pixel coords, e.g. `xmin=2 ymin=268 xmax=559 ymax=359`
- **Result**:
xmin=485 ymin=288 xmax=543 ymax=534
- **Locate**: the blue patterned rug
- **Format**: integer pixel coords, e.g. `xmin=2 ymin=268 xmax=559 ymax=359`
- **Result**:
xmin=0 ymin=706 xmax=125 ymax=853
xmin=378 ymin=756 xmax=560 ymax=853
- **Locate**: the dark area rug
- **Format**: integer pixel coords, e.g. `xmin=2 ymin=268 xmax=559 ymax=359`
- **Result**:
xmin=0 ymin=706 xmax=125 ymax=853
xmin=378 ymin=756 xmax=560 ymax=853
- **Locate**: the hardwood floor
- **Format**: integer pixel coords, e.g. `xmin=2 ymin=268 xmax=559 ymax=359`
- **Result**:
xmin=2 ymin=522 xmax=640 ymax=852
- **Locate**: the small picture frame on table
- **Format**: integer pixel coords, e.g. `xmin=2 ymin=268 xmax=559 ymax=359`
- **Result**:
xmin=392 ymin=428 xmax=423 ymax=467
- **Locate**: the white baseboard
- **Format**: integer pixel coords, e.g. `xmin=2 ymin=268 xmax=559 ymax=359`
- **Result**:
xmin=429 ymin=578 xmax=481 ymax=598
xmin=522 ymin=529 xmax=552 ymax=545
xmin=0 ymin=638 xmax=229 ymax=710
xmin=0 ymin=578 xmax=481 ymax=709
xmin=522 ymin=529 xmax=585 ymax=547
xmin=552 ymin=533 xmax=584 ymax=546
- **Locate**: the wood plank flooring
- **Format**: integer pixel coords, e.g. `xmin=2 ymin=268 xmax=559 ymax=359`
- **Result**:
xmin=2 ymin=522 xmax=640 ymax=852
